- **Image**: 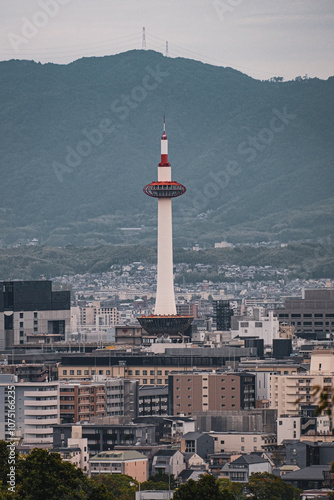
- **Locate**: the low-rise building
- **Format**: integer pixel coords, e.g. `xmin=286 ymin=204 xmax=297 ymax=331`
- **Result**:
xmin=53 ymin=422 xmax=156 ymax=456
xmin=220 ymin=454 xmax=272 ymax=482
xmin=90 ymin=450 xmax=148 ymax=482
xmin=151 ymin=449 xmax=185 ymax=478
xmin=211 ymin=431 xmax=276 ymax=454
xmin=180 ymin=432 xmax=215 ymax=460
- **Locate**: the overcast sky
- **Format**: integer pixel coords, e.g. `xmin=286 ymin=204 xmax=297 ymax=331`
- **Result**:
xmin=1 ymin=0 xmax=333 ymax=80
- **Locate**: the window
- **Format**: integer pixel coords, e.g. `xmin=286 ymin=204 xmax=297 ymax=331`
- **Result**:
xmin=143 ymin=379 xmax=147 ymax=384
xmin=20 ymin=322 xmax=23 ymax=328
xmin=143 ymin=370 xmax=147 ymax=375
xmin=34 ymin=312 xmax=38 ymax=318
xmin=63 ymin=370 xmax=67 ymax=375
xmin=20 ymin=331 xmax=24 ymax=337
xmin=157 ymin=370 xmax=162 ymax=375
xmin=84 ymin=370 xmax=89 ymax=375
xmin=150 ymin=379 xmax=155 ymax=384
xmin=106 ymin=370 xmax=110 ymax=375
xmin=70 ymin=370 xmax=74 ymax=375
xmin=241 ymin=437 xmax=244 ymax=442
xmin=20 ymin=313 xmax=23 ymax=318
xmin=150 ymin=370 xmax=154 ymax=375
xmin=77 ymin=370 xmax=82 ymax=375
xmin=253 ymin=437 xmax=257 ymax=442
xmin=185 ymin=440 xmax=195 ymax=453
xmin=99 ymin=370 xmax=103 ymax=375
xmin=135 ymin=370 xmax=140 ymax=375
xmin=157 ymin=379 xmax=162 ymax=384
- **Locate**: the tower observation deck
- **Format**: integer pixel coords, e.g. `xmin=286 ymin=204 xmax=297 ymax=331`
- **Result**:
xmin=138 ymin=119 xmax=193 ymax=337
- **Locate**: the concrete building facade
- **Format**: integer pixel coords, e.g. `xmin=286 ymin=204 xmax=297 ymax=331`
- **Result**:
xmin=168 ymin=371 xmax=256 ymax=416
xmin=0 ymin=280 xmax=70 ymax=349
xmin=0 ymin=374 xmax=60 ymax=446
xmin=89 ymin=450 xmax=148 ymax=482
xmin=276 ymin=289 xmax=334 ymax=338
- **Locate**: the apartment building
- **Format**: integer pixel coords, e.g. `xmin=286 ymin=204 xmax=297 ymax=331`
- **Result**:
xmin=60 ymin=381 xmax=106 ymax=423
xmin=72 ymin=302 xmax=120 ymax=330
xmin=90 ymin=450 xmax=148 ymax=482
xmin=60 ymin=378 xmax=138 ymax=423
xmin=168 ymin=371 xmax=256 ymax=416
xmin=210 ymin=431 xmax=276 ymax=453
xmin=270 ymin=349 xmax=334 ymax=417
xmin=0 ymin=374 xmax=60 ymax=447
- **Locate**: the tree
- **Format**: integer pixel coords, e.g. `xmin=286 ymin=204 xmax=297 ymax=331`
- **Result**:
xmin=313 ymin=384 xmax=334 ymax=433
xmin=149 ymin=471 xmax=177 ymax=489
xmin=92 ymin=474 xmax=137 ymax=500
xmin=15 ymin=448 xmax=114 ymax=500
xmin=218 ymin=478 xmax=246 ymax=500
xmin=172 ymin=474 xmax=233 ymax=500
xmin=246 ymin=472 xmax=301 ymax=500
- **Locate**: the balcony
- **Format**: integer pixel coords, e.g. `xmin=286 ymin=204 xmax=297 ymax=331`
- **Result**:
xmin=24 ymin=409 xmax=57 ymax=416
xmin=25 ymin=390 xmax=58 ymax=398
xmin=24 ymin=417 xmax=59 ymax=425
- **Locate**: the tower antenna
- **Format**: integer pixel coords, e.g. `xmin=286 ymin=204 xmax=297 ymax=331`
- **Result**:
xmin=142 ymin=27 xmax=146 ymax=50
xmin=165 ymin=41 xmax=169 ymax=57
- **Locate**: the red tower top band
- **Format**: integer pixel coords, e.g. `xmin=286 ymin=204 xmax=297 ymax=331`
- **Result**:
xmin=143 ymin=118 xmax=187 ymax=199
xmin=159 ymin=116 xmax=170 ymax=166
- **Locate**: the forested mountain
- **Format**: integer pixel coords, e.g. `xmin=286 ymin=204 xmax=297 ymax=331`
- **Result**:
xmin=0 ymin=50 xmax=333 ymax=247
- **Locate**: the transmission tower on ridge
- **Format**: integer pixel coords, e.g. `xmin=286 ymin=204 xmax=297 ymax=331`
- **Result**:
xmin=165 ymin=41 xmax=169 ymax=57
xmin=142 ymin=27 xmax=146 ymax=50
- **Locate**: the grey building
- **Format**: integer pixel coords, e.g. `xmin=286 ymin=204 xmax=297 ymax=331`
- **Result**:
xmin=180 ymin=431 xmax=215 ymax=460
xmin=151 ymin=449 xmax=185 ymax=477
xmin=0 ymin=280 xmax=70 ymax=349
xmin=276 ymin=289 xmax=334 ymax=339
xmin=284 ymin=440 xmax=334 ymax=468
xmin=53 ymin=422 xmax=156 ymax=456
xmin=138 ymin=385 xmax=168 ymax=416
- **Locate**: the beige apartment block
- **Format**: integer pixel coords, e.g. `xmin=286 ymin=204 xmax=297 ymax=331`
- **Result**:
xmin=210 ymin=431 xmax=276 ymax=454
xmin=89 ymin=450 xmax=148 ymax=482
xmin=270 ymin=372 xmax=334 ymax=416
xmin=310 ymin=349 xmax=334 ymax=374
xmin=271 ymin=349 xmax=334 ymax=416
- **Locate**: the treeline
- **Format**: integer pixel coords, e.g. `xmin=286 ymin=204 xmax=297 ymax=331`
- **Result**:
xmin=0 ymin=442 xmax=301 ymax=499
xmin=0 ymin=241 xmax=333 ymax=281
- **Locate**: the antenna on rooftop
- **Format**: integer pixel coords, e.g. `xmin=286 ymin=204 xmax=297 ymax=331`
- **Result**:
xmin=142 ymin=27 xmax=146 ymax=50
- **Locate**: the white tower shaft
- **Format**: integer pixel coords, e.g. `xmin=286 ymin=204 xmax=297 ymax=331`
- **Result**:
xmin=154 ymin=130 xmax=176 ymax=315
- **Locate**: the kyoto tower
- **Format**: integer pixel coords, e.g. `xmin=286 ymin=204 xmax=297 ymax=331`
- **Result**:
xmin=138 ymin=118 xmax=193 ymax=337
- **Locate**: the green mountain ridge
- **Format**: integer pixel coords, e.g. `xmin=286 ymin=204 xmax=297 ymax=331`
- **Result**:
xmin=0 ymin=50 xmax=333 ymax=246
